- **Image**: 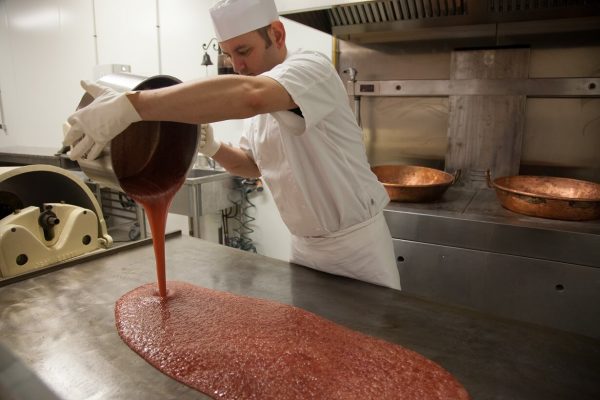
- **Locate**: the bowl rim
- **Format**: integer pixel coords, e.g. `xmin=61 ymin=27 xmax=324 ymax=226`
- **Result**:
xmin=371 ymin=165 xmax=455 ymax=188
xmin=492 ymin=175 xmax=600 ymax=202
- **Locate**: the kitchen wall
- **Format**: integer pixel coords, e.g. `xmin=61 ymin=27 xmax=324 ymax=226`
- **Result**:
xmin=338 ymin=39 xmax=600 ymax=182
xmin=0 ymin=0 xmax=333 ymax=261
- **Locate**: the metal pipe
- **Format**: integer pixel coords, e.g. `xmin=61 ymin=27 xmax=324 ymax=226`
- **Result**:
xmin=155 ymin=0 xmax=162 ymax=74
xmin=0 ymin=87 xmax=6 ymax=134
xmin=342 ymin=67 xmax=361 ymax=127
xmin=91 ymin=0 xmax=99 ymax=66
xmin=354 ymin=96 xmax=361 ymax=127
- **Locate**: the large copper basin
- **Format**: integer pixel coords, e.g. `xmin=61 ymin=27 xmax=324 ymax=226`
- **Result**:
xmin=488 ymin=173 xmax=600 ymax=221
xmin=371 ymin=165 xmax=457 ymax=202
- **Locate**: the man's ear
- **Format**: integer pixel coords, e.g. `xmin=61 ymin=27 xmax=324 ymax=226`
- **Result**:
xmin=270 ymin=21 xmax=286 ymax=49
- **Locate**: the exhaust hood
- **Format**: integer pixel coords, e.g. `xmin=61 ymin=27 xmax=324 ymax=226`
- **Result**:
xmin=276 ymin=0 xmax=600 ymax=43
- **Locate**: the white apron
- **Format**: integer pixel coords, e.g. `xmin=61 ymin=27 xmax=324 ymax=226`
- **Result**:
xmin=290 ymin=212 xmax=401 ymax=290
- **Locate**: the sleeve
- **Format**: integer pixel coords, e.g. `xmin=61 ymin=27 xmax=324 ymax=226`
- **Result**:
xmin=261 ymin=51 xmax=347 ymax=133
xmin=238 ymin=118 xmax=256 ymax=160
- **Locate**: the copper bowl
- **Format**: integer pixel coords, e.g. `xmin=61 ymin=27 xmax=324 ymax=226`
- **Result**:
xmin=487 ymin=172 xmax=600 ymax=221
xmin=371 ymin=165 xmax=458 ymax=202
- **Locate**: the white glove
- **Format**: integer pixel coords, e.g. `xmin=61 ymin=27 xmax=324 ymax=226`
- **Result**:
xmin=198 ymin=123 xmax=221 ymax=157
xmin=63 ymin=80 xmax=142 ymax=161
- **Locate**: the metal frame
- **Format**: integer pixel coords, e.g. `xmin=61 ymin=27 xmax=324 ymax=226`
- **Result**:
xmin=89 ymin=184 xmax=148 ymax=242
xmin=348 ymin=77 xmax=600 ymax=97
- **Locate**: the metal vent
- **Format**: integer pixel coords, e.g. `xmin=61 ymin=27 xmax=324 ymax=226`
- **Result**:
xmin=329 ymin=1 xmax=469 ymax=27
xmin=280 ymin=0 xmax=600 ymax=40
xmin=489 ymin=0 xmax=594 ymax=14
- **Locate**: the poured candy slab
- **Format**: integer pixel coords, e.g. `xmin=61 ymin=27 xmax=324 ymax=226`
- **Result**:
xmin=115 ymin=281 xmax=470 ymax=400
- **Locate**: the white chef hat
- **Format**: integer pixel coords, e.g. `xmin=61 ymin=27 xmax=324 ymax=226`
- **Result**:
xmin=209 ymin=0 xmax=279 ymax=42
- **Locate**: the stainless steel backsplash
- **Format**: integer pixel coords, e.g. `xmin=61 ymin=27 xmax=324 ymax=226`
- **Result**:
xmin=338 ymin=40 xmax=600 ymax=181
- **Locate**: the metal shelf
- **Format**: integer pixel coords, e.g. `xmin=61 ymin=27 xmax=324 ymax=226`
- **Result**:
xmin=384 ymin=186 xmax=600 ymax=267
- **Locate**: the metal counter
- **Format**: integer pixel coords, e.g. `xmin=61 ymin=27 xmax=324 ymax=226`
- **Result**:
xmin=384 ymin=186 xmax=600 ymax=339
xmin=0 ymin=146 xmax=78 ymax=169
xmin=0 ymin=235 xmax=599 ymax=400
xmin=385 ymin=187 xmax=600 ymax=267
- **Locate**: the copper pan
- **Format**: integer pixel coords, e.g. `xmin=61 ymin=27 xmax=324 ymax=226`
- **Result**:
xmin=486 ymin=171 xmax=600 ymax=221
xmin=371 ymin=165 xmax=459 ymax=202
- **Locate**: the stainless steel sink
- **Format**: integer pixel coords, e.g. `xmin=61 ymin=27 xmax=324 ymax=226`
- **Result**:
xmin=170 ymin=168 xmax=233 ymax=237
xmin=186 ymin=168 xmax=228 ymax=181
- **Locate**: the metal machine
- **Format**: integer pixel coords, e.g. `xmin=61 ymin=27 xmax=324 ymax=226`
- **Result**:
xmin=0 ymin=146 xmax=149 ymax=244
xmin=0 ymin=165 xmax=112 ymax=279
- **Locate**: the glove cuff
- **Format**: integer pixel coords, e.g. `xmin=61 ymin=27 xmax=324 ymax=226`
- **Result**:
xmin=119 ymin=92 xmax=142 ymax=123
xmin=203 ymin=140 xmax=222 ymax=158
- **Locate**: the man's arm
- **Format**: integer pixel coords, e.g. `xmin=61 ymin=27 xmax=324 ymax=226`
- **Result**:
xmin=128 ymin=74 xmax=295 ymax=125
xmin=138 ymin=74 xmax=290 ymax=178
xmin=64 ymin=74 xmax=294 ymax=161
xmin=212 ymin=144 xmax=261 ymax=178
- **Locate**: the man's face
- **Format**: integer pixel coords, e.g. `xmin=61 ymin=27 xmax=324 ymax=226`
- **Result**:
xmin=219 ymin=28 xmax=281 ymax=76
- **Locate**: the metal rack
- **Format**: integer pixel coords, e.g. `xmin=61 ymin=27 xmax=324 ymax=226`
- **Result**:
xmin=87 ymin=183 xmax=148 ymax=243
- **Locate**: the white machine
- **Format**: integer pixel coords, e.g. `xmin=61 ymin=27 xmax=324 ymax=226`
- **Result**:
xmin=0 ymin=165 xmax=112 ymax=278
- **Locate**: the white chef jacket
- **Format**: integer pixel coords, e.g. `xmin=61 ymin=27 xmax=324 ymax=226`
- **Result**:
xmin=239 ymin=49 xmax=400 ymax=290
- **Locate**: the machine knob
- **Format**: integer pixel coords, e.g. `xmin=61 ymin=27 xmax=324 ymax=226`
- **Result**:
xmin=39 ymin=211 xmax=60 ymax=228
xmin=38 ymin=208 xmax=60 ymax=241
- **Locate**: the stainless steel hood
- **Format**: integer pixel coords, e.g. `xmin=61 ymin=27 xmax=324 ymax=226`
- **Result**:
xmin=277 ymin=0 xmax=600 ymax=43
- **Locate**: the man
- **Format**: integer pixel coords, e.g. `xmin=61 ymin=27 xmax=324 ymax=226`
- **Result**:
xmin=64 ymin=0 xmax=401 ymax=290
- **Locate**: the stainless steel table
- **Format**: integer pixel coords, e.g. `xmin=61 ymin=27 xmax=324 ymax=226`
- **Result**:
xmin=0 ymin=146 xmax=78 ymax=169
xmin=1 ymin=235 xmax=599 ymax=400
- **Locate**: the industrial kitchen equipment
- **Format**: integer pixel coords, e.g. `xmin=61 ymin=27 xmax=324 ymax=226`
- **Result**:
xmin=0 ymin=146 xmax=149 ymax=244
xmin=0 ymin=164 xmax=111 ymax=279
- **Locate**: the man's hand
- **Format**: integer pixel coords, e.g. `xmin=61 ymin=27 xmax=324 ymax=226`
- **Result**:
xmin=198 ymin=124 xmax=221 ymax=157
xmin=63 ymin=80 xmax=142 ymax=161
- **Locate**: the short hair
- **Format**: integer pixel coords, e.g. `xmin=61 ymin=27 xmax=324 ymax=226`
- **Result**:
xmin=256 ymin=25 xmax=273 ymax=48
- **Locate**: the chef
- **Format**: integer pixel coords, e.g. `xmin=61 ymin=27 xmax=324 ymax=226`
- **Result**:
xmin=63 ymin=0 xmax=401 ymax=290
